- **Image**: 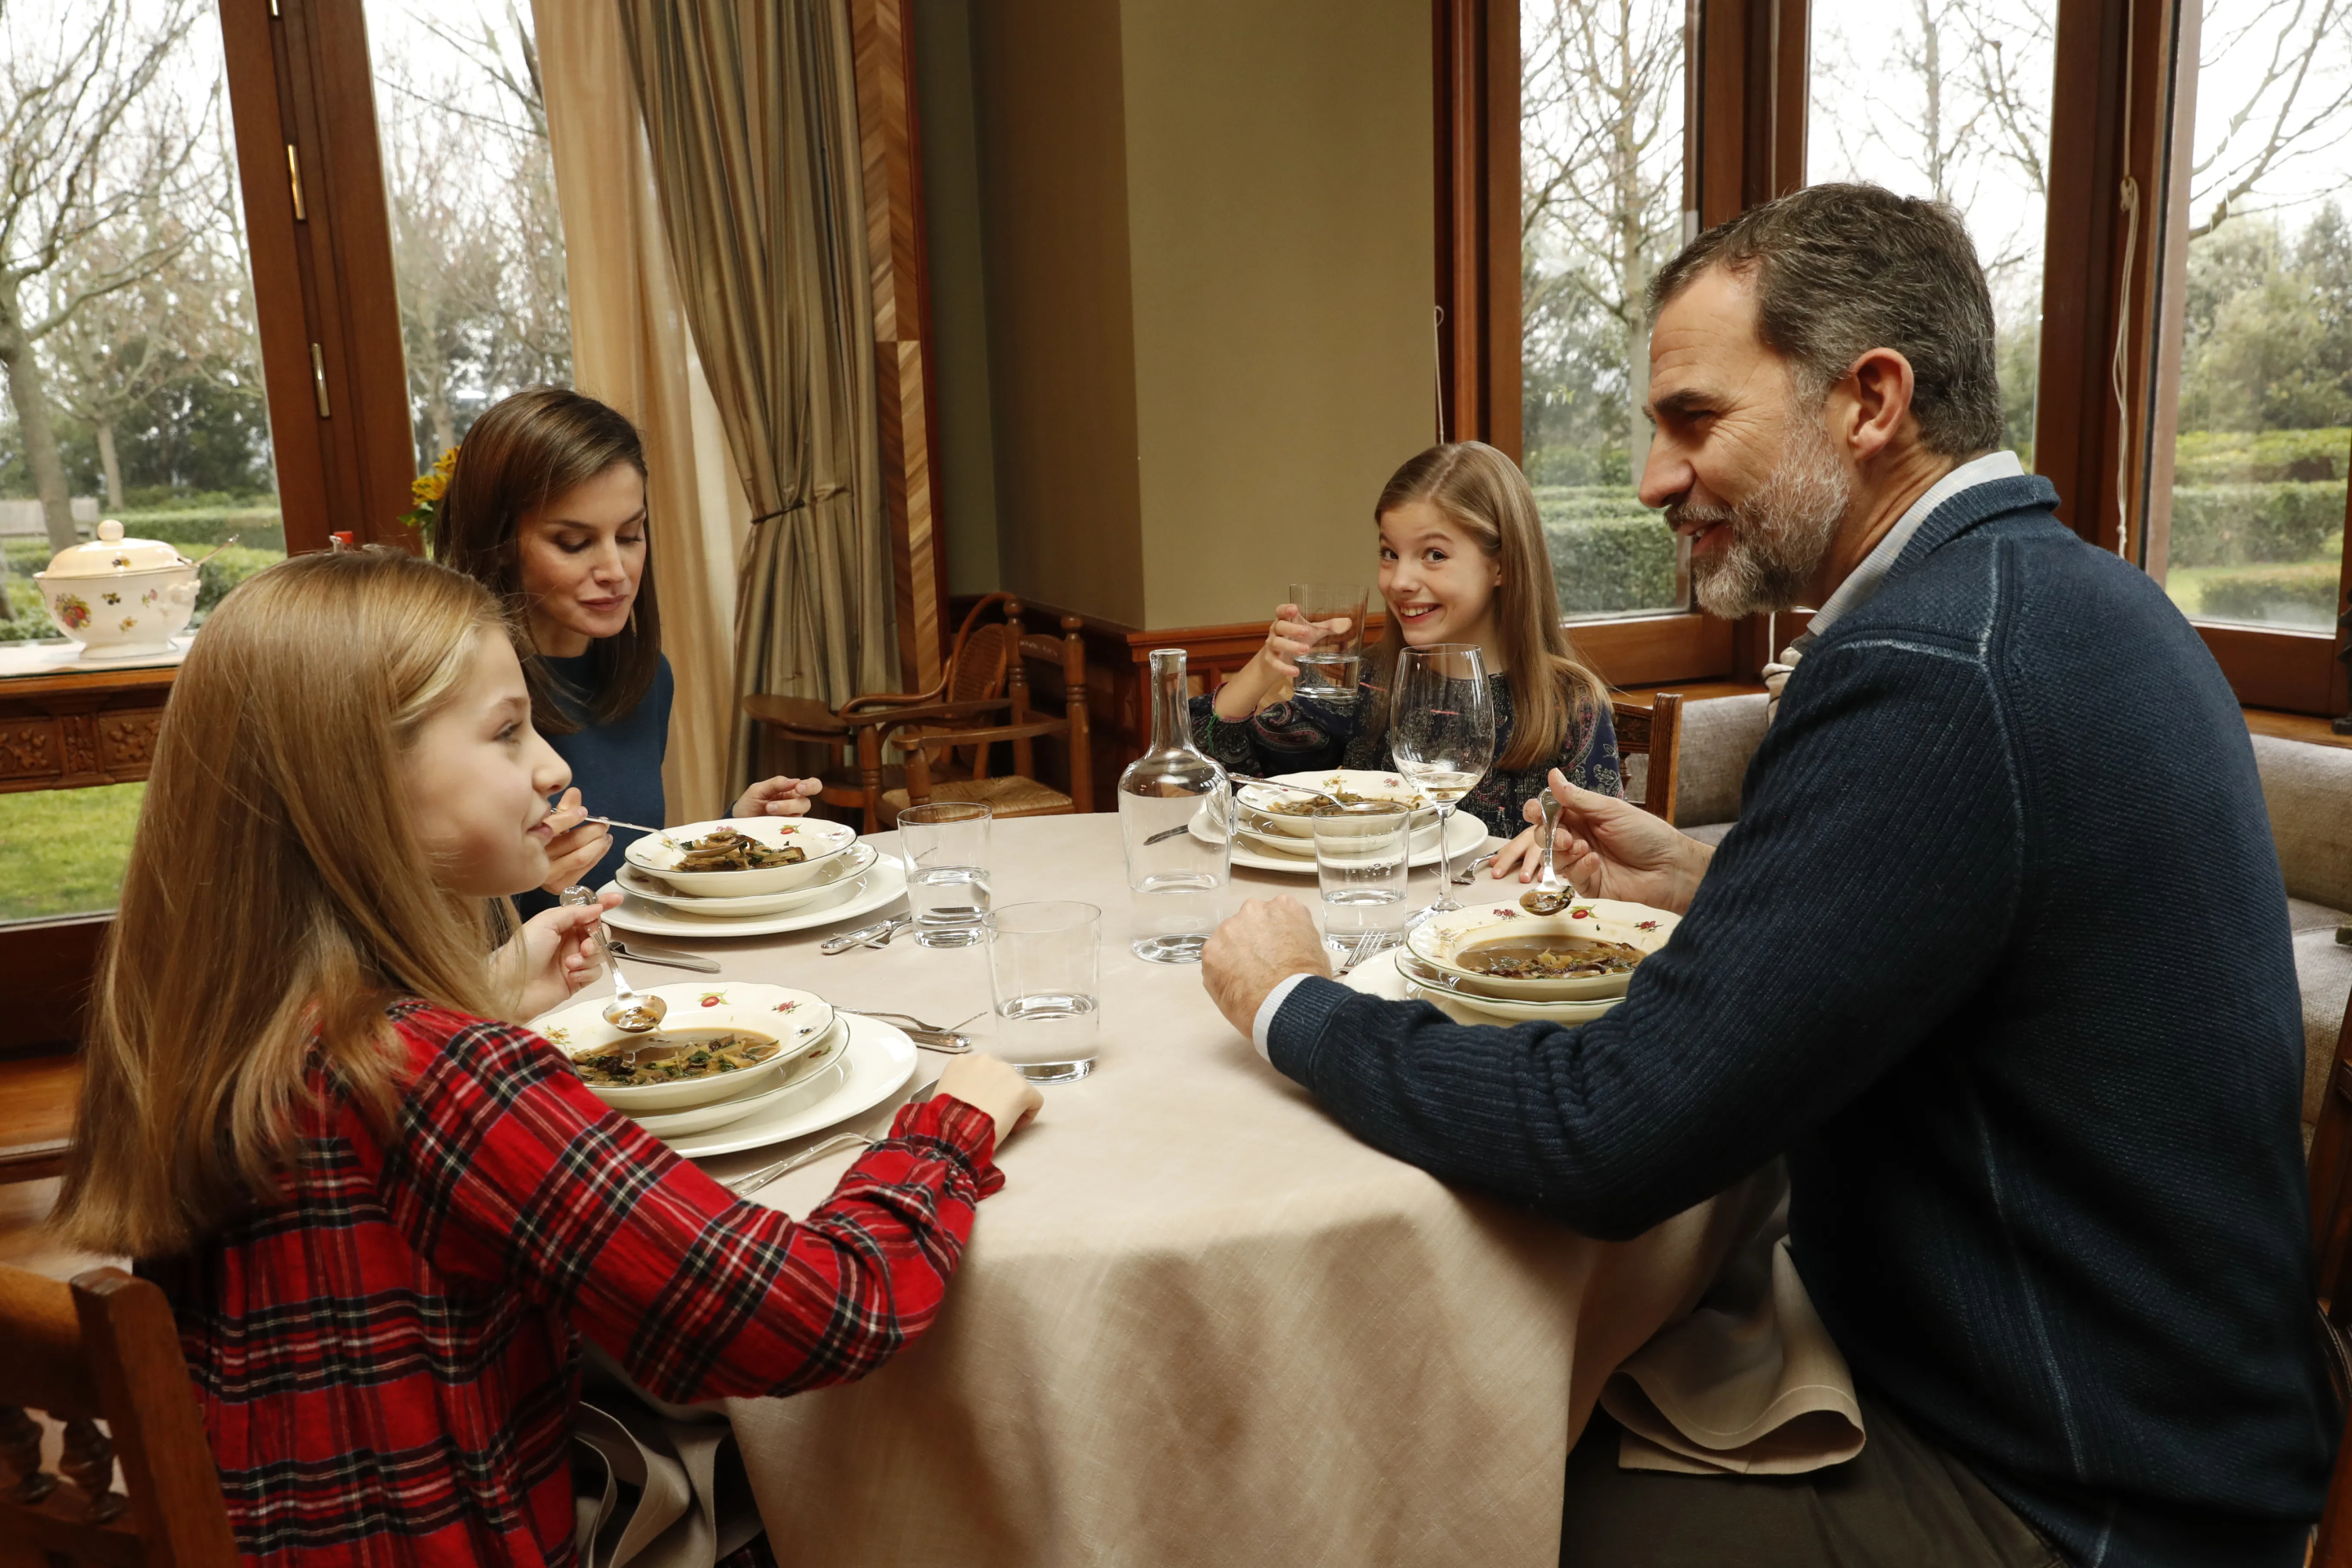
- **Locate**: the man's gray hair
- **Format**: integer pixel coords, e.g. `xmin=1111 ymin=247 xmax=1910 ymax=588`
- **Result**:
xmin=1647 ymin=183 xmax=2005 ymax=457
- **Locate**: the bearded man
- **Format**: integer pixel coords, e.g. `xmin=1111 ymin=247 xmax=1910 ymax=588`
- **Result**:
xmin=1199 ymin=183 xmax=2333 ymax=1566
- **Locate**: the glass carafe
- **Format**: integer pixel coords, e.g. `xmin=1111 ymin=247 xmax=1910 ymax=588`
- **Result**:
xmin=1118 ymin=648 xmax=1232 ymax=962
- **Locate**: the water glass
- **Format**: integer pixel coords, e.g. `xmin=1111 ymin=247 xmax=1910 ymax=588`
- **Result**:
xmin=898 ymin=801 xmax=992 ymax=948
xmin=985 ymin=901 xmax=1102 ymax=1083
xmin=1287 ymin=582 xmax=1370 ymax=699
xmin=1311 ymin=801 xmax=1411 ymax=953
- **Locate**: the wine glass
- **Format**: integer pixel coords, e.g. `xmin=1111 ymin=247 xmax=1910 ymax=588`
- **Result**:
xmin=1388 ymin=644 xmax=1496 ymax=924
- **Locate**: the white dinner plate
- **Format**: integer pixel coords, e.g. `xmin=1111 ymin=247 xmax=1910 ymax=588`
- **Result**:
xmin=600 ymin=852 xmax=907 ymax=940
xmin=667 ymin=1012 xmax=919 ymax=1158
xmin=1201 ymin=807 xmax=1486 ymax=875
xmin=1341 ymin=949 xmax=1623 ymax=1029
xmin=617 ymin=843 xmax=879 ymax=915
xmin=630 ymin=1019 xmax=852 ymax=1137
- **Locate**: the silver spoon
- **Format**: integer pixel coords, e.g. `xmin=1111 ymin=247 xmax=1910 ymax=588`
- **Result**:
xmin=561 ymin=885 xmax=666 ymax=1033
xmin=1519 ymin=790 xmax=1575 ymax=915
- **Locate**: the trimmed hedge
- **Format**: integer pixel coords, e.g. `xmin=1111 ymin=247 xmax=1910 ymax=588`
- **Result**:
xmin=1533 ymin=486 xmax=1679 ymax=615
xmin=109 ymin=509 xmax=286 ymax=554
xmin=2168 ymin=482 xmax=2347 ymax=568
xmin=2194 ymin=561 xmax=2340 ymax=623
xmin=2173 ymin=429 xmax=2348 ymax=486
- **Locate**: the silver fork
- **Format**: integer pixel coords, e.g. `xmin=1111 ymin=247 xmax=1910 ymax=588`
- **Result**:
xmin=722 ymin=1133 xmax=879 ymax=1196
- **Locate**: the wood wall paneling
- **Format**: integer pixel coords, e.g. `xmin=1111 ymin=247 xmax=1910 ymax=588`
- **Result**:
xmin=851 ymin=0 xmax=950 ymax=691
xmin=0 ymin=916 xmax=107 ymax=1059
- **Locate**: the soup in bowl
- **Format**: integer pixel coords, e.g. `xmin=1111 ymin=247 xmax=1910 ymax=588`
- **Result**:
xmin=1404 ymin=899 xmax=1679 ymax=1000
xmin=623 ymin=816 xmax=860 ymax=896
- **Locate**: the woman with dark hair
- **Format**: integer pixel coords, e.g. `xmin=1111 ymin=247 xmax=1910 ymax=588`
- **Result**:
xmin=433 ymin=387 xmax=820 ymax=916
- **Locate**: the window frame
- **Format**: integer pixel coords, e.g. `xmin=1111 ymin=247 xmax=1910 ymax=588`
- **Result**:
xmin=1454 ymin=0 xmax=2352 ymax=719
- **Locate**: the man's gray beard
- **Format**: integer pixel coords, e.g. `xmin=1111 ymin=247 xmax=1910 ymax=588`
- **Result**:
xmin=1681 ymin=420 xmax=1852 ymax=619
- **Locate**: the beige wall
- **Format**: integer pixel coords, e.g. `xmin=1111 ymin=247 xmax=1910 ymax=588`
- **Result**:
xmin=948 ymin=0 xmax=1433 ymax=630
xmin=1120 ymin=0 xmax=1435 ymax=629
xmin=967 ymin=0 xmax=1149 ymax=627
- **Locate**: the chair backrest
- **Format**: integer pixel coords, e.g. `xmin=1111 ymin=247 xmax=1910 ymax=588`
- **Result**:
xmin=1008 ymin=612 xmax=1094 ymax=811
xmin=2306 ymin=985 xmax=2352 ymax=1565
xmin=0 ymin=1264 xmax=238 ymax=1567
xmin=1608 ymin=694 xmax=1682 ymax=824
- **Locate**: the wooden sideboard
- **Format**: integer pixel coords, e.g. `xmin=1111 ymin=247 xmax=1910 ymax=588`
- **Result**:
xmin=0 ymin=663 xmax=176 ymax=794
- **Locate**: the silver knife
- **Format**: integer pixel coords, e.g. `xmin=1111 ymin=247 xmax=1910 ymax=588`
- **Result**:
xmin=819 ymin=914 xmax=911 ymax=955
xmin=606 ymin=941 xmax=720 ymax=973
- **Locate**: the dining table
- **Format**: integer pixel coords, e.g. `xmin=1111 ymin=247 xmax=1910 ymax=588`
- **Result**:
xmin=649 ymin=812 xmax=1789 ymax=1568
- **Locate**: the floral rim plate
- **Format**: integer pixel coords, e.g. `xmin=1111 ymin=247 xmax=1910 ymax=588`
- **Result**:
xmin=1403 ymin=898 xmax=1679 ymax=1000
xmin=528 ymin=982 xmax=837 ymax=1112
xmin=617 ymin=843 xmax=878 ymax=915
xmin=1236 ymin=769 xmax=1439 ymax=838
xmin=666 ymin=1013 xmax=919 ymax=1160
xmin=598 ymin=852 xmax=908 ymax=940
xmin=630 ymin=1020 xmax=853 ymax=1137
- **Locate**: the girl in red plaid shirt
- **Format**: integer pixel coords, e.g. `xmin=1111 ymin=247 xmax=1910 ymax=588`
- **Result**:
xmin=51 ymin=550 xmax=1041 ymax=1566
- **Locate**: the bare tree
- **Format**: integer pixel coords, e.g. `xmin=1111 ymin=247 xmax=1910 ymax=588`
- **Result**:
xmin=373 ymin=5 xmax=569 ymax=466
xmin=0 ymin=0 xmax=209 ymax=550
xmin=2190 ymin=0 xmax=2352 ymax=239
xmin=1522 ymin=0 xmax=1686 ymax=485
xmin=44 ymin=199 xmax=250 ymax=508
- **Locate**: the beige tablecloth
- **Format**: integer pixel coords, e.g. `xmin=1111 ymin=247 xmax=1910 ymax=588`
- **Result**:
xmin=654 ymin=814 xmax=1847 ymax=1566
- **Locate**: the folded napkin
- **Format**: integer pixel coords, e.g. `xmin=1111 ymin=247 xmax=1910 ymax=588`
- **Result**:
xmin=572 ymin=1350 xmax=766 ymax=1568
xmin=1342 ymin=951 xmax=1865 ymax=1476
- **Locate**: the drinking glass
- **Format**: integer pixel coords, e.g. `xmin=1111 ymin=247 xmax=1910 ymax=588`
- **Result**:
xmin=898 ymin=801 xmax=992 ymax=948
xmin=1388 ymin=644 xmax=1495 ymax=923
xmin=1311 ymin=800 xmax=1411 ymax=956
xmin=1287 ymin=583 xmax=1370 ymax=699
xmin=985 ymin=901 xmax=1102 ymax=1083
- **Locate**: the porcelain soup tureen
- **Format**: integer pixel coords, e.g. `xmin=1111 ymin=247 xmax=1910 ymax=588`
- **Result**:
xmin=34 ymin=520 xmax=201 ymax=659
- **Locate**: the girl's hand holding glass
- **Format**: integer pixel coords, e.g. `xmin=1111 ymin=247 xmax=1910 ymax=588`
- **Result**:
xmin=535 ymin=786 xmax=612 ymax=895
xmin=1212 ymin=603 xmax=1352 ymax=721
xmin=500 ymin=887 xmax=622 ymax=1020
xmin=731 ymin=774 xmax=825 ymax=818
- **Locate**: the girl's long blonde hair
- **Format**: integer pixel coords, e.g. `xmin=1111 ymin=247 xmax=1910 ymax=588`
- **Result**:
xmin=52 ymin=550 xmax=517 ymax=1258
xmin=1371 ymin=442 xmax=1607 ymax=771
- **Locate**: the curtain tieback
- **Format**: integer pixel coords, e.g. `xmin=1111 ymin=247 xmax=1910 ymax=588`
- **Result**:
xmin=749 ymin=483 xmax=849 ymax=526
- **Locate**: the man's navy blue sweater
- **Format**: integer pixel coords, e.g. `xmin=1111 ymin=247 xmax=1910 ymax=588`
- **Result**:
xmin=1265 ymin=476 xmax=2335 ymax=1565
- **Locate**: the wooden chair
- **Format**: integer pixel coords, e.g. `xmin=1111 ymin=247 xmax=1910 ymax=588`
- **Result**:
xmin=878 ymin=611 xmax=1093 ymax=824
xmin=2306 ymin=980 xmax=2352 ymax=1564
xmin=1610 ymin=693 xmax=1683 ymax=824
xmin=742 ymin=593 xmax=1027 ymax=833
xmin=0 ymin=1264 xmax=238 ymax=1566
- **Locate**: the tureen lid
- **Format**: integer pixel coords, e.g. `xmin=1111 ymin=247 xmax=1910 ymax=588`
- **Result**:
xmin=38 ymin=520 xmax=191 ymax=578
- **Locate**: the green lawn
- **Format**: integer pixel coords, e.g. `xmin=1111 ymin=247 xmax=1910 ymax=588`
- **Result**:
xmin=0 ymin=783 xmax=146 ymax=923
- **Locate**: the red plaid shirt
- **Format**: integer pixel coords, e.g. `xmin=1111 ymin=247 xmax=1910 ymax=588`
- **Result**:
xmin=140 ymin=1000 xmax=1002 ymax=1566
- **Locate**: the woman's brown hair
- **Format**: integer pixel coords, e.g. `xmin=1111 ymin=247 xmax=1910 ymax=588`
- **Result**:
xmin=49 ymin=550 xmax=520 ymax=1258
xmin=1370 ymin=442 xmax=1607 ymax=771
xmin=430 ymin=387 xmax=661 ymax=734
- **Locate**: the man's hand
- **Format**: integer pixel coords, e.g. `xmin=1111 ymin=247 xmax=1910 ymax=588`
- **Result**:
xmin=1201 ymin=895 xmax=1333 ymax=1040
xmin=732 ymin=775 xmax=825 ymax=818
xmin=1484 ymin=769 xmax=1714 ymax=914
xmin=536 ymin=787 xmax=613 ymax=895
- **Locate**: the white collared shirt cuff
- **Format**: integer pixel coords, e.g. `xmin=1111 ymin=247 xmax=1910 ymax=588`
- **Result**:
xmin=1250 ymin=973 xmax=1316 ymax=1062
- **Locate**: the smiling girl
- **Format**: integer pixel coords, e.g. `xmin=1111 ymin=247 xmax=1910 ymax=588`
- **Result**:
xmin=50 ymin=549 xmax=1038 ymax=1566
xmin=434 ymin=388 xmax=820 ymax=916
xmin=1192 ymin=441 xmax=1623 ymax=837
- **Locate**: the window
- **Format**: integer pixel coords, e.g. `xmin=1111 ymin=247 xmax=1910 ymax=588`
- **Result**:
xmin=2151 ymin=0 xmax=2352 ymax=635
xmin=361 ymin=0 xmax=572 ymax=468
xmin=1806 ymin=0 xmax=2056 ymax=470
xmin=1 ymin=0 xmax=284 ymax=925
xmin=1518 ymin=0 xmax=1693 ymax=621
